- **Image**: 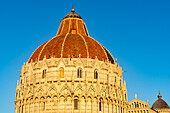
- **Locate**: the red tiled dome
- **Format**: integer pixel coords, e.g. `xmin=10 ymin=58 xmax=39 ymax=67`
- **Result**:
xmin=152 ymin=93 xmax=170 ymax=109
xmin=28 ymin=8 xmax=114 ymax=64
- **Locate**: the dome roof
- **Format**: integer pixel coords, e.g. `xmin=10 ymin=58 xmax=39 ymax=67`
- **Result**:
xmin=152 ymin=93 xmax=170 ymax=109
xmin=28 ymin=7 xmax=114 ymax=64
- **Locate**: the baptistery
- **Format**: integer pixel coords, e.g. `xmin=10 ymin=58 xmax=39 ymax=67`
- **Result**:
xmin=15 ymin=7 xmax=128 ymax=113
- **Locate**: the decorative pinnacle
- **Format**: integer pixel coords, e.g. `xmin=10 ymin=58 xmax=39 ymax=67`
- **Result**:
xmin=158 ymin=92 xmax=162 ymax=99
xmin=72 ymin=6 xmax=74 ymax=12
xmin=135 ymin=94 xmax=137 ymax=99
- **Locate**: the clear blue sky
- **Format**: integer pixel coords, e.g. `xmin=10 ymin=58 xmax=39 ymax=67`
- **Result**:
xmin=0 ymin=0 xmax=170 ymax=112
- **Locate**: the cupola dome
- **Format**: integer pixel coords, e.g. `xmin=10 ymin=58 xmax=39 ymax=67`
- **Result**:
xmin=152 ymin=93 xmax=170 ymax=109
xmin=28 ymin=7 xmax=114 ymax=64
xmin=64 ymin=7 xmax=82 ymax=19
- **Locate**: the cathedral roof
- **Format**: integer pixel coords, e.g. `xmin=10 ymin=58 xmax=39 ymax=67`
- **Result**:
xmin=152 ymin=93 xmax=170 ymax=109
xmin=28 ymin=7 xmax=114 ymax=63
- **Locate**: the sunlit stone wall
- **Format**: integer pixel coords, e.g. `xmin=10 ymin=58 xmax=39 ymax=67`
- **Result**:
xmin=15 ymin=57 xmax=128 ymax=113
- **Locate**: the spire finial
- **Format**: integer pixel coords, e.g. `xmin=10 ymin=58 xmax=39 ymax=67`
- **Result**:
xmin=135 ymin=94 xmax=137 ymax=99
xmin=158 ymin=92 xmax=162 ymax=99
xmin=72 ymin=6 xmax=74 ymax=12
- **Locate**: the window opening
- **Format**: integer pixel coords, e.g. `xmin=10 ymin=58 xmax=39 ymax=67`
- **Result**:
xmin=42 ymin=69 xmax=46 ymax=79
xmin=43 ymin=102 xmax=45 ymax=110
xmin=22 ymin=105 xmax=23 ymax=113
xmin=77 ymin=68 xmax=82 ymax=78
xmin=21 ymin=80 xmax=22 ymax=85
xmin=99 ymin=101 xmax=102 ymax=111
xmin=74 ymin=99 xmax=78 ymax=110
xmin=94 ymin=70 xmax=98 ymax=79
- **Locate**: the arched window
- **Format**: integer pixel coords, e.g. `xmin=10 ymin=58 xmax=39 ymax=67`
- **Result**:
xmin=99 ymin=101 xmax=102 ymax=111
xmin=77 ymin=68 xmax=82 ymax=78
xmin=60 ymin=68 xmax=64 ymax=78
xmin=20 ymin=80 xmax=22 ymax=85
xmin=22 ymin=105 xmax=23 ymax=113
xmin=42 ymin=69 xmax=46 ymax=79
xmin=94 ymin=69 xmax=98 ymax=79
xmin=74 ymin=99 xmax=78 ymax=110
xmin=135 ymin=102 xmax=137 ymax=108
xmin=43 ymin=102 xmax=45 ymax=110
xmin=137 ymin=102 xmax=139 ymax=108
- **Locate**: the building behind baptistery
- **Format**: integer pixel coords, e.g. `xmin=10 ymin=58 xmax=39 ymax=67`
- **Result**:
xmin=15 ymin=7 xmax=128 ymax=113
xmin=127 ymin=93 xmax=170 ymax=113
